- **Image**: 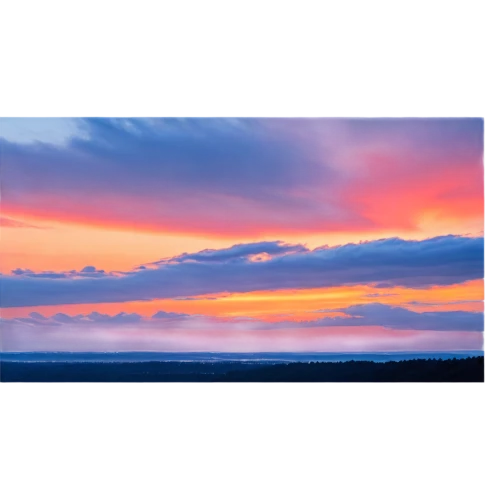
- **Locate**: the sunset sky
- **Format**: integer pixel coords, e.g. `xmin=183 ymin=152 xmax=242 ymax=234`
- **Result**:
xmin=0 ymin=118 xmax=484 ymax=352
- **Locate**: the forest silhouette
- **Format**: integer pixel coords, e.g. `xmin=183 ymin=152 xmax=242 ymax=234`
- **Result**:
xmin=1 ymin=356 xmax=484 ymax=382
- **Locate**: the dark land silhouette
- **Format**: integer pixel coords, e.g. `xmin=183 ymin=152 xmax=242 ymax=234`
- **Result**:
xmin=0 ymin=356 xmax=484 ymax=382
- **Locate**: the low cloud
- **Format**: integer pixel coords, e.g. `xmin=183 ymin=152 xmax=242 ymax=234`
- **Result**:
xmin=165 ymin=241 xmax=307 ymax=264
xmin=9 ymin=266 xmax=112 ymax=280
xmin=364 ymin=293 xmax=398 ymax=298
xmin=1 ymin=235 xmax=484 ymax=307
xmin=404 ymin=300 xmax=483 ymax=307
xmin=3 ymin=301 xmax=483 ymax=332
xmin=299 ymin=303 xmax=483 ymax=332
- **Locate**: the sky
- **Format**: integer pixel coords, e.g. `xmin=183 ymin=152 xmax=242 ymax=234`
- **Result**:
xmin=0 ymin=118 xmax=484 ymax=352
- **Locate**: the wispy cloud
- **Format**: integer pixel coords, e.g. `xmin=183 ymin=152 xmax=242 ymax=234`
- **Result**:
xmin=171 ymin=297 xmax=220 ymax=301
xmin=364 ymin=292 xmax=398 ymax=298
xmin=404 ymin=300 xmax=484 ymax=307
xmin=2 ymin=303 xmax=486 ymax=331
xmin=1 ymin=118 xmax=483 ymax=237
xmin=10 ymin=266 xmax=111 ymax=279
xmin=0 ymin=216 xmax=48 ymax=229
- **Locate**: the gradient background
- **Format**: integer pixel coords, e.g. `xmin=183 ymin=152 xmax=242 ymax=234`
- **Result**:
xmin=1 ymin=4 xmax=497 ymax=500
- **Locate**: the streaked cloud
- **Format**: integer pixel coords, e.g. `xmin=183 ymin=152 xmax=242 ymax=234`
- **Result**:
xmin=404 ymin=300 xmax=483 ymax=307
xmin=363 ymin=292 xmax=398 ymax=298
xmin=1 ymin=236 xmax=483 ymax=307
xmin=1 ymin=118 xmax=483 ymax=237
xmin=2 ymin=301 xmax=483 ymax=332
xmin=0 ymin=216 xmax=47 ymax=229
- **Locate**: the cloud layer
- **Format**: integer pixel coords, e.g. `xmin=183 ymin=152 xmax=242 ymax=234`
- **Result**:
xmin=2 ymin=303 xmax=486 ymax=332
xmin=1 ymin=236 xmax=484 ymax=307
xmin=1 ymin=118 xmax=483 ymax=237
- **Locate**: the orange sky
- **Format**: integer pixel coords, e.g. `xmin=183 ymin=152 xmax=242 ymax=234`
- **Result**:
xmin=0 ymin=118 xmax=484 ymax=353
xmin=1 ymin=212 xmax=484 ymax=323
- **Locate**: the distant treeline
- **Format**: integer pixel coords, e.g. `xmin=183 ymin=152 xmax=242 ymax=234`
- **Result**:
xmin=216 ymin=356 xmax=484 ymax=382
xmin=0 ymin=356 xmax=484 ymax=382
xmin=0 ymin=360 xmax=259 ymax=382
xmin=0 ymin=357 xmax=492 ymax=384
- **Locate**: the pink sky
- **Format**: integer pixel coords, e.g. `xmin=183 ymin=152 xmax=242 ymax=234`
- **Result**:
xmin=0 ymin=118 xmax=484 ymax=352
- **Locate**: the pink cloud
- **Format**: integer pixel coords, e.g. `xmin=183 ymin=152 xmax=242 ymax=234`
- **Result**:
xmin=1 ymin=118 xmax=483 ymax=237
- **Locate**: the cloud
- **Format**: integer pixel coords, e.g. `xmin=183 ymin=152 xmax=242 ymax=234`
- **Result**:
xmin=86 ymin=312 xmax=142 ymax=324
xmin=9 ymin=266 xmax=111 ymax=280
xmin=0 ymin=235 xmax=483 ymax=307
xmin=364 ymin=293 xmax=398 ymax=298
xmin=338 ymin=118 xmax=483 ymax=162
xmin=1 ymin=118 xmax=483 ymax=237
xmin=171 ymin=296 xmax=219 ymax=301
xmin=151 ymin=311 xmax=191 ymax=320
xmin=0 ymin=217 xmax=47 ymax=229
xmin=305 ymin=303 xmax=483 ymax=331
xmin=165 ymin=241 xmax=307 ymax=264
xmin=316 ymin=299 xmax=483 ymax=313
xmin=3 ymin=303 xmax=486 ymax=332
xmin=315 ymin=309 xmax=340 ymax=313
xmin=404 ymin=300 xmax=483 ymax=307
xmin=52 ymin=313 xmax=84 ymax=323
xmin=29 ymin=312 xmax=46 ymax=320
xmin=1 ymin=118 xmax=333 ymax=236
xmin=12 ymin=268 xmax=70 ymax=279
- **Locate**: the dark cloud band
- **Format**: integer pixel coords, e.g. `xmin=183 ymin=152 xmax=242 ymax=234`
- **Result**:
xmin=0 ymin=235 xmax=484 ymax=307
